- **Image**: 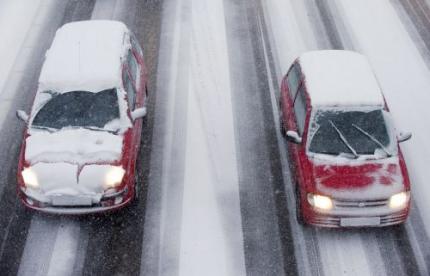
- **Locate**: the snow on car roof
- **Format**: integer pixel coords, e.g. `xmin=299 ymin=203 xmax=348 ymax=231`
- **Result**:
xmin=299 ymin=50 xmax=385 ymax=107
xmin=38 ymin=20 xmax=129 ymax=93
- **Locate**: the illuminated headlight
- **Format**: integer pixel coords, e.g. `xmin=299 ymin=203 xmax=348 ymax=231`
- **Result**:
xmin=104 ymin=166 xmax=125 ymax=188
xmin=307 ymin=193 xmax=333 ymax=210
xmin=389 ymin=191 xmax=410 ymax=209
xmin=22 ymin=167 xmax=39 ymax=188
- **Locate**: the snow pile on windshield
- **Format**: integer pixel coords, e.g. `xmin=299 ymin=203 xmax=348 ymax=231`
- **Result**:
xmin=25 ymin=129 xmax=123 ymax=165
xmin=299 ymin=50 xmax=385 ymax=107
xmin=38 ymin=20 xmax=129 ymax=93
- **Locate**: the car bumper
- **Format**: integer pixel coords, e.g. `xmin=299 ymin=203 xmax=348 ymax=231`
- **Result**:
xmin=302 ymin=198 xmax=410 ymax=228
xmin=305 ymin=211 xmax=408 ymax=228
xmin=19 ymin=187 xmax=133 ymax=215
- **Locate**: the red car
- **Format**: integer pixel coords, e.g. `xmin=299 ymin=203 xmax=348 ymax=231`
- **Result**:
xmin=15 ymin=20 xmax=148 ymax=214
xmin=279 ymin=50 xmax=412 ymax=227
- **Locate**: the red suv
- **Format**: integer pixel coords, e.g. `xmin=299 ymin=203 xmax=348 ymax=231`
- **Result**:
xmin=279 ymin=50 xmax=412 ymax=227
xmin=15 ymin=20 xmax=148 ymax=214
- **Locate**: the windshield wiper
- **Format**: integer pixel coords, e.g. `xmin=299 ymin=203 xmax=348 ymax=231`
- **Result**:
xmin=329 ymin=120 xmax=359 ymax=159
xmin=352 ymin=124 xmax=392 ymax=157
xmin=80 ymin=126 xmax=118 ymax=134
xmin=31 ymin=125 xmax=57 ymax=133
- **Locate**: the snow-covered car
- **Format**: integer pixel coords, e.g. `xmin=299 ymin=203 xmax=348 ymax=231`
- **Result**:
xmin=15 ymin=20 xmax=148 ymax=214
xmin=279 ymin=50 xmax=412 ymax=227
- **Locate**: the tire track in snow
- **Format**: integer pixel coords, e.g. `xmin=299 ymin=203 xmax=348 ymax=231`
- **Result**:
xmin=140 ymin=0 xmax=192 ymax=274
xmin=0 ymin=1 xmax=71 ymax=274
xmin=328 ymin=0 xmax=430 ymax=275
xmin=222 ymin=0 xmax=302 ymax=274
xmin=81 ymin=0 xmax=163 ymax=274
xmin=256 ymin=1 xmax=327 ymax=275
xmin=12 ymin=1 xmax=98 ymax=275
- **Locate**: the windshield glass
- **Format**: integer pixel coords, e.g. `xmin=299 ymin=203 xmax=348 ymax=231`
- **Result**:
xmin=308 ymin=108 xmax=395 ymax=157
xmin=32 ymin=89 xmax=120 ymax=130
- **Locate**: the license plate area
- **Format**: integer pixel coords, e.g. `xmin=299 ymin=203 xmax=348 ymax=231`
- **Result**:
xmin=340 ymin=217 xmax=381 ymax=227
xmin=51 ymin=195 xmax=93 ymax=206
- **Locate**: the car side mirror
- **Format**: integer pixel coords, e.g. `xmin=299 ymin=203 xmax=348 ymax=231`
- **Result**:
xmin=131 ymin=107 xmax=147 ymax=121
xmin=398 ymin=131 xmax=412 ymax=143
xmin=16 ymin=110 xmax=29 ymax=123
xmin=286 ymin=131 xmax=302 ymax=144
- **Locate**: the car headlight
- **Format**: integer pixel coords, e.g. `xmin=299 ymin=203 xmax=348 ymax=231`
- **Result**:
xmin=389 ymin=191 xmax=410 ymax=209
xmin=307 ymin=193 xmax=333 ymax=210
xmin=22 ymin=167 xmax=39 ymax=188
xmin=105 ymin=166 xmax=125 ymax=188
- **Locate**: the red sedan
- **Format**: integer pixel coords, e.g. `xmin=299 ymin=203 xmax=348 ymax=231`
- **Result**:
xmin=279 ymin=50 xmax=412 ymax=227
xmin=15 ymin=20 xmax=148 ymax=214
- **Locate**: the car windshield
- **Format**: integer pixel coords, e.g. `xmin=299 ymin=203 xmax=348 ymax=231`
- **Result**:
xmin=32 ymin=88 xmax=120 ymax=131
xmin=308 ymin=108 xmax=394 ymax=157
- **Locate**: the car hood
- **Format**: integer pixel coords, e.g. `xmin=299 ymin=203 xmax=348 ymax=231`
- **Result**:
xmin=311 ymin=157 xmax=405 ymax=200
xmin=25 ymin=128 xmax=123 ymax=165
xmin=29 ymin=162 xmax=114 ymax=198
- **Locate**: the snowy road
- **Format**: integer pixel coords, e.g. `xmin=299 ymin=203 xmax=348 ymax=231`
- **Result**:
xmin=0 ymin=0 xmax=430 ymax=275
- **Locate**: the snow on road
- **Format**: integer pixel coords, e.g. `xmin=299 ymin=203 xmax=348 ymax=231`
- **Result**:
xmin=141 ymin=0 xmax=246 ymax=274
xmin=339 ymin=0 xmax=430 ymax=233
xmin=263 ymin=0 xmax=430 ymax=275
xmin=179 ymin=0 xmax=245 ymax=275
xmin=0 ymin=0 xmax=41 ymax=97
xmin=2 ymin=0 xmax=430 ymax=275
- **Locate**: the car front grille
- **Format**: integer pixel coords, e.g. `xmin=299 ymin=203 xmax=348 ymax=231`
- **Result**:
xmin=334 ymin=198 xmax=388 ymax=209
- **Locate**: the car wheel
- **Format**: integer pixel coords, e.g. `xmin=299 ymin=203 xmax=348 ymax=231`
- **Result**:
xmin=295 ymin=186 xmax=304 ymax=225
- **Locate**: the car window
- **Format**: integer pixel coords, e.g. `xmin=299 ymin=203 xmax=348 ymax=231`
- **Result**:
xmin=123 ymin=68 xmax=136 ymax=109
xmin=308 ymin=109 xmax=394 ymax=156
xmin=287 ymin=63 xmax=301 ymax=99
xmin=127 ymin=50 xmax=139 ymax=82
xmin=130 ymin=33 xmax=143 ymax=57
xmin=294 ymin=84 xmax=307 ymax=135
xmin=32 ymin=89 xmax=119 ymax=130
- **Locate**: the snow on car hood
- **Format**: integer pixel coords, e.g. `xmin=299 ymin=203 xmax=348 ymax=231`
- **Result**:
xmin=25 ymin=128 xmax=123 ymax=165
xmin=312 ymin=157 xmax=404 ymax=200
xmin=30 ymin=162 xmax=114 ymax=197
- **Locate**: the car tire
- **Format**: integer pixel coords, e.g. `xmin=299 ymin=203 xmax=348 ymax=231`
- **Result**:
xmin=295 ymin=186 xmax=304 ymax=225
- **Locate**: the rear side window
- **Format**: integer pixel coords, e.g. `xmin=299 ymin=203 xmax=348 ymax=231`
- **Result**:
xmin=130 ymin=33 xmax=143 ymax=57
xmin=123 ymin=69 xmax=136 ymax=109
xmin=287 ymin=63 xmax=301 ymax=99
xmin=294 ymin=84 xmax=307 ymax=135
xmin=127 ymin=50 xmax=139 ymax=82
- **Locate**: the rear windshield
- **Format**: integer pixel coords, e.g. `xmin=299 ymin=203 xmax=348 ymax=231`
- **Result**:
xmin=32 ymin=89 xmax=120 ymax=130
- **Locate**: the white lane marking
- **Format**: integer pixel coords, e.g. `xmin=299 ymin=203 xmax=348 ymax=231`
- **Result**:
xmin=256 ymin=6 xmax=314 ymax=276
xmin=45 ymin=220 xmax=83 ymax=276
xmin=339 ymin=0 xmax=430 ymax=256
xmin=156 ymin=0 xmax=187 ymax=274
xmin=317 ymin=231 xmax=372 ymax=276
xmin=177 ymin=0 xmax=246 ymax=275
xmin=91 ymin=0 xmax=117 ymax=19
xmin=0 ymin=0 xmax=41 ymax=96
xmin=18 ymin=216 xmax=59 ymax=276
xmin=139 ymin=0 xmax=186 ymax=274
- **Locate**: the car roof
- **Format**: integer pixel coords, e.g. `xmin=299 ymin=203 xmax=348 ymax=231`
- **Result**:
xmin=298 ymin=50 xmax=385 ymax=108
xmin=38 ymin=20 xmax=129 ymax=93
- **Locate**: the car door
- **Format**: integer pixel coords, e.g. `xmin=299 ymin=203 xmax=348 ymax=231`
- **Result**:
xmin=282 ymin=62 xmax=301 ymax=131
xmin=122 ymin=60 xmax=141 ymax=177
xmin=290 ymin=83 xmax=308 ymax=186
xmin=129 ymin=33 xmax=147 ymax=104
